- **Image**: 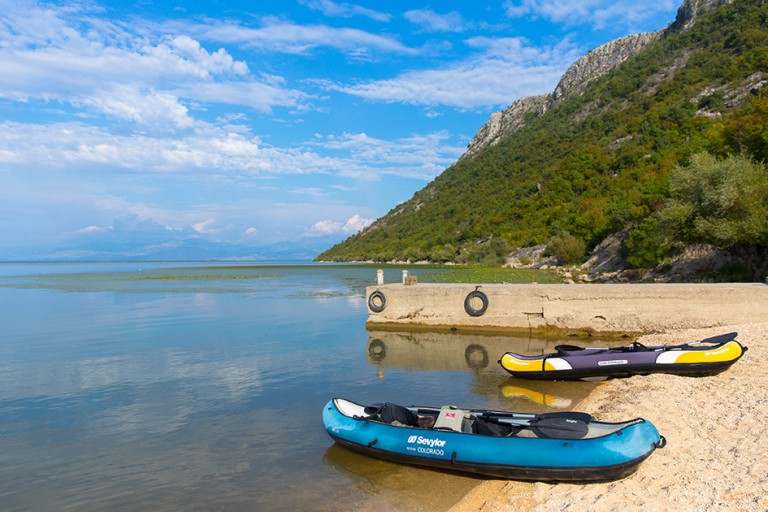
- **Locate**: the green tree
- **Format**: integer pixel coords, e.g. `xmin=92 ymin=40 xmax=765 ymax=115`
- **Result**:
xmin=623 ymin=218 xmax=667 ymax=268
xmin=661 ymin=152 xmax=768 ymax=247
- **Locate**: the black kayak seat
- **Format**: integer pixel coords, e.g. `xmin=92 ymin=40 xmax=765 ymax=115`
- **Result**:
xmin=555 ymin=347 xmax=605 ymax=357
xmin=555 ymin=344 xmax=584 ymax=356
xmin=364 ymin=402 xmax=420 ymax=427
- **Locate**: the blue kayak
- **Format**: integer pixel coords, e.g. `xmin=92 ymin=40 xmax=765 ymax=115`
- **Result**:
xmin=323 ymin=398 xmax=664 ymax=482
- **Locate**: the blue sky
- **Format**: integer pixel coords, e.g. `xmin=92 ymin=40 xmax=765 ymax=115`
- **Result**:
xmin=0 ymin=0 xmax=680 ymax=260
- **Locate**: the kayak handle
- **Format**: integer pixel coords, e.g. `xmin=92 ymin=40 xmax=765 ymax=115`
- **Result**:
xmin=654 ymin=435 xmax=667 ymax=449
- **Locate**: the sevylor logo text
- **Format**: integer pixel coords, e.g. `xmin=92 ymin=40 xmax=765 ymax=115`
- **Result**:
xmin=407 ymin=435 xmax=446 ymax=448
xmin=406 ymin=435 xmax=446 ymax=456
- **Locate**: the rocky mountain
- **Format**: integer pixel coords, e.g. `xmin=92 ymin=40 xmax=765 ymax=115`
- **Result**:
xmin=462 ymin=0 xmax=734 ymax=160
xmin=671 ymin=0 xmax=737 ymax=30
xmin=317 ymin=0 xmax=767 ymax=280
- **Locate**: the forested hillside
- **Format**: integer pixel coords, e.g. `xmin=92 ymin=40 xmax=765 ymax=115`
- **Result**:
xmin=317 ymin=0 xmax=768 ymax=279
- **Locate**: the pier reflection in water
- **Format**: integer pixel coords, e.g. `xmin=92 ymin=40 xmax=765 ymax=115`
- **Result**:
xmin=366 ymin=330 xmax=608 ymax=415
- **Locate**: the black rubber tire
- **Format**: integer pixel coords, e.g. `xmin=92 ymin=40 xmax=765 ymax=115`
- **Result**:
xmin=368 ymin=290 xmax=387 ymax=313
xmin=464 ymin=290 xmax=488 ymax=317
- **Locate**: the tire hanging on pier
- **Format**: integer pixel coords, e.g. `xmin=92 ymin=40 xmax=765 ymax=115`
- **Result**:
xmin=368 ymin=290 xmax=387 ymax=313
xmin=464 ymin=288 xmax=488 ymax=317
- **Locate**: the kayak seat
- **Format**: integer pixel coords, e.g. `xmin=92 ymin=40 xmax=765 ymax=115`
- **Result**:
xmin=434 ymin=406 xmax=471 ymax=432
xmin=473 ymin=417 xmax=521 ymax=437
xmin=556 ymin=344 xmax=584 ymax=356
xmin=418 ymin=415 xmax=437 ymax=428
xmin=364 ymin=402 xmax=420 ymax=427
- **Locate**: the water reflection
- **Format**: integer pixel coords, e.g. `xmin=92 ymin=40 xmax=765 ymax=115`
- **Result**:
xmin=0 ymin=263 xmax=612 ymax=512
xmin=322 ymin=444 xmax=481 ymax=512
xmin=365 ymin=329 xmax=599 ymax=414
xmin=500 ymin=383 xmax=573 ymax=408
xmin=366 ymin=330 xmax=559 ymax=372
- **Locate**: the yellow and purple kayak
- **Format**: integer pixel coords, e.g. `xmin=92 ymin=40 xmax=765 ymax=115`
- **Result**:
xmin=500 ymin=332 xmax=746 ymax=381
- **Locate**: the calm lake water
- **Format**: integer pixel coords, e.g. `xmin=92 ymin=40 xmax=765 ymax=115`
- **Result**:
xmin=0 ymin=262 xmax=599 ymax=511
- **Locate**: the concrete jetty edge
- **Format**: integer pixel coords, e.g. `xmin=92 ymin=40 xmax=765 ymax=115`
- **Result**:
xmin=365 ymin=282 xmax=768 ymax=336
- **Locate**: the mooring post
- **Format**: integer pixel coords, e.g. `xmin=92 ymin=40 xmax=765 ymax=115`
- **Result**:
xmin=402 ymin=270 xmax=409 ymax=284
xmin=377 ymin=269 xmax=384 ymax=285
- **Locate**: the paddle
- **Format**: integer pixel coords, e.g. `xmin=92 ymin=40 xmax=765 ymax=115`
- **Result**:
xmin=663 ymin=331 xmax=739 ymax=351
xmin=695 ymin=332 xmax=737 ymax=344
xmin=480 ymin=411 xmax=592 ymax=440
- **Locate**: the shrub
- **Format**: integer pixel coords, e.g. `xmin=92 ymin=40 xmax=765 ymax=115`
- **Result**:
xmin=660 ymin=152 xmax=768 ymax=247
xmin=546 ymin=232 xmax=586 ymax=264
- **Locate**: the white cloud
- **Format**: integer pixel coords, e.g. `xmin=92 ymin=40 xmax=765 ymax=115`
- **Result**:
xmin=162 ymin=35 xmax=249 ymax=75
xmin=292 ymin=187 xmax=328 ymax=198
xmin=171 ymin=80 xmax=308 ymax=114
xmin=77 ymin=225 xmax=111 ymax=234
xmin=82 ymin=85 xmax=195 ymax=129
xmin=342 ymin=214 xmax=372 ymax=233
xmin=192 ymin=219 xmax=217 ymax=233
xmin=306 ymin=214 xmax=372 ymax=236
xmin=299 ymin=0 xmax=392 ymax=22
xmin=0 ymin=2 xmax=308 ymax=129
xmin=0 ymin=121 xmax=296 ymax=173
xmin=0 ymin=121 xmax=463 ymax=181
xmin=404 ymin=9 xmax=465 ymax=33
xmin=503 ymin=0 xmax=676 ymax=30
xmin=312 ymin=130 xmax=463 ymax=180
xmin=184 ymin=18 xmax=414 ymax=56
xmin=309 ymin=219 xmax=342 ymax=235
xmin=322 ymin=36 xmax=582 ymax=108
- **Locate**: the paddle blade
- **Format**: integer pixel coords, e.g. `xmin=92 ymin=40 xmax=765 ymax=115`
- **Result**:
xmin=539 ymin=411 xmax=593 ymax=423
xmin=532 ymin=416 xmax=590 ymax=440
xmin=697 ymin=332 xmax=738 ymax=344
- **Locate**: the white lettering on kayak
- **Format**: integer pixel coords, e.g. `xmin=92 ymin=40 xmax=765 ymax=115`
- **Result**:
xmin=597 ymin=359 xmax=628 ymax=366
xmin=407 ymin=435 xmax=446 ymax=448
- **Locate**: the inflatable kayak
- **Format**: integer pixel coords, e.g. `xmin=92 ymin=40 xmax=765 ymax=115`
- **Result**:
xmin=500 ymin=332 xmax=747 ymax=381
xmin=323 ymin=398 xmax=664 ymax=482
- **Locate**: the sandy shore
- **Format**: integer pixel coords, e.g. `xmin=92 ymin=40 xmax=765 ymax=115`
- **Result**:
xmin=449 ymin=323 xmax=767 ymax=512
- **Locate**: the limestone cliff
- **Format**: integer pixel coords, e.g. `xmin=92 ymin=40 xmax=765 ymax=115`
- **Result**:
xmin=671 ymin=0 xmax=736 ymax=31
xmin=460 ymin=0 xmax=736 ymax=161
xmin=462 ymin=94 xmax=549 ymax=160
xmin=461 ymin=32 xmax=657 ymax=160
xmin=551 ymin=33 xmax=659 ymax=103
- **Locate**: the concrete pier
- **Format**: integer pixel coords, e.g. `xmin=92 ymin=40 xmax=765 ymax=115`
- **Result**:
xmin=365 ymin=282 xmax=768 ymax=336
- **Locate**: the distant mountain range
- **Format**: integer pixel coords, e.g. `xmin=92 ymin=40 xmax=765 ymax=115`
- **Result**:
xmin=3 ymin=218 xmax=338 ymax=262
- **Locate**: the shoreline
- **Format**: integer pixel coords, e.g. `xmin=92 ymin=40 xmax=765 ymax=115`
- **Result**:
xmin=448 ymin=323 xmax=767 ymax=512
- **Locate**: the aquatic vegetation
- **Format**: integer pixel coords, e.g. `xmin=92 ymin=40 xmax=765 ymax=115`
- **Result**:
xmin=417 ymin=267 xmax=561 ymax=284
xmin=133 ymin=274 xmax=275 ymax=281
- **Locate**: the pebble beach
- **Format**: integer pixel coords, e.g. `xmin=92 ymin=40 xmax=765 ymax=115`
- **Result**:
xmin=448 ymin=323 xmax=767 ymax=512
